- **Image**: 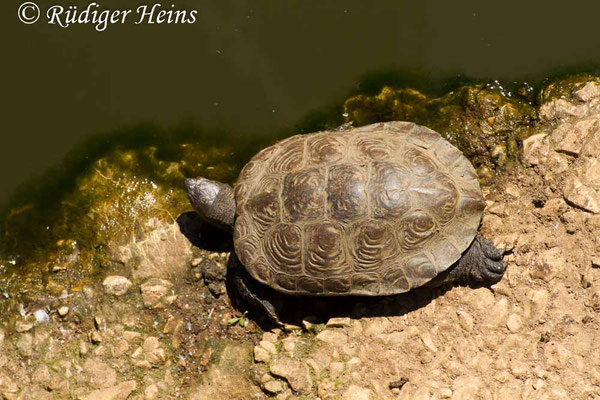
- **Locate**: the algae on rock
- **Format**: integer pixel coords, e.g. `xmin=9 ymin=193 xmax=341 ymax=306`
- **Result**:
xmin=343 ymin=83 xmax=536 ymax=176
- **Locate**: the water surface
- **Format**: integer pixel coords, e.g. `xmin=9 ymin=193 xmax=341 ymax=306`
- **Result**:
xmin=5 ymin=0 xmax=600 ymax=204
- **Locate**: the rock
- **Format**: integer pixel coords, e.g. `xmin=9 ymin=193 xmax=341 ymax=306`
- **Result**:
xmin=32 ymin=365 xmax=51 ymax=386
xmin=262 ymin=331 xmax=280 ymax=343
xmin=483 ymin=297 xmax=509 ymax=328
xmin=587 ymin=287 xmax=600 ymax=311
xmin=522 ymin=133 xmax=549 ymax=166
xmin=316 ymin=330 xmax=348 ymax=346
xmin=592 ymin=257 xmax=600 ymax=268
xmin=563 ymin=175 xmax=599 ymax=213
xmin=506 ymin=314 xmax=522 ymax=332
xmin=263 ymin=380 xmax=285 ymax=394
xmin=269 ymin=357 xmax=313 ymax=394
xmin=530 ymin=247 xmax=563 ymax=282
xmin=144 ymin=383 xmax=159 ymax=400
xmin=102 ymin=276 xmax=133 ymax=296
xmin=545 ymin=152 xmax=569 ymax=174
xmin=456 ymin=310 xmax=474 ymax=332
xmin=90 ymin=331 xmax=102 ymax=344
xmin=540 ymin=99 xmax=587 ymax=121
xmin=553 ymin=118 xmax=598 ymax=156
xmin=15 ymin=320 xmax=33 ymax=332
xmin=259 ymin=340 xmax=277 ymax=355
xmin=581 ymin=157 xmax=600 ymax=189
xmin=329 ymin=361 xmax=345 ymax=378
xmin=0 ymin=371 xmax=19 ymax=394
xmin=141 ymin=336 xmax=166 ymax=366
xmin=254 ymin=346 xmax=272 ymax=363
xmin=544 ymin=342 xmax=569 ymax=368
xmin=78 ymin=380 xmax=137 ymax=400
xmin=342 ymin=385 xmax=372 ymax=400
xmin=421 ymin=333 xmax=438 ymax=352
xmin=326 ymin=317 xmax=352 ymax=328
xmin=83 ymin=359 xmax=117 ymax=388
xmin=33 ymin=309 xmax=49 ymax=323
xmin=121 ymin=222 xmax=193 ymax=280
xmin=199 ymin=259 xmax=226 ymax=282
xmin=363 ymin=317 xmax=393 ymax=336
xmin=16 ymin=333 xmax=33 ymax=356
xmin=281 ymin=336 xmax=298 ymax=355
xmin=525 ymin=289 xmax=549 ymax=324
xmin=58 ymin=306 xmax=69 ymax=317
xmin=575 ymin=82 xmax=600 ymax=102
xmin=347 ymin=357 xmax=362 ymax=370
xmin=452 ymin=376 xmax=482 ymax=398
xmin=140 ymin=278 xmax=173 ymax=308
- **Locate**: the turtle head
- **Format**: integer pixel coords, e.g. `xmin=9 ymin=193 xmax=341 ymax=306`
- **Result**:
xmin=185 ymin=177 xmax=235 ymax=233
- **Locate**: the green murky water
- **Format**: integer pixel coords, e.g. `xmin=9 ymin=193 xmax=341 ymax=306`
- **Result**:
xmin=3 ymin=0 xmax=600 ymax=276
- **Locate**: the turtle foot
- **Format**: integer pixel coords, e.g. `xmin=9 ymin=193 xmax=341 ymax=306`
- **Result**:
xmin=226 ymin=253 xmax=284 ymax=328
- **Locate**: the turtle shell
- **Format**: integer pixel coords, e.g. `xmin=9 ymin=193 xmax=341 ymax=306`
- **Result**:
xmin=233 ymin=121 xmax=484 ymax=296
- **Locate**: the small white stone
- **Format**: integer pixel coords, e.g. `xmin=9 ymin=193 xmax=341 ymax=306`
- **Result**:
xmin=102 ymin=276 xmax=133 ymax=296
xmin=58 ymin=306 xmax=69 ymax=317
xmin=34 ymin=309 xmax=49 ymax=323
xmin=506 ymin=314 xmax=522 ymax=332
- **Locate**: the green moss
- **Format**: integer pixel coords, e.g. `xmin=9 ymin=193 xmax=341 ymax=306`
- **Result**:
xmin=537 ymin=73 xmax=600 ymax=104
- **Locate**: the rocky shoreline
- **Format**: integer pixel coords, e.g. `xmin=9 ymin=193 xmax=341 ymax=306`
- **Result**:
xmin=0 ymin=77 xmax=600 ymax=399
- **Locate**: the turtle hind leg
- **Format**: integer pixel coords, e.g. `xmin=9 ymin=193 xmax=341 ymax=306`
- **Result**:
xmin=226 ymin=253 xmax=284 ymax=328
xmin=427 ymin=235 xmax=506 ymax=287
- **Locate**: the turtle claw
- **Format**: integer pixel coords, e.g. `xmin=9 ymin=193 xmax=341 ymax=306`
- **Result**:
xmin=472 ymin=237 xmax=506 ymax=284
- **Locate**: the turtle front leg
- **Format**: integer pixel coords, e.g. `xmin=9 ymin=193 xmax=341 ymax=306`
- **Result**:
xmin=185 ymin=177 xmax=235 ymax=233
xmin=427 ymin=236 xmax=506 ymax=287
xmin=226 ymin=253 xmax=284 ymax=327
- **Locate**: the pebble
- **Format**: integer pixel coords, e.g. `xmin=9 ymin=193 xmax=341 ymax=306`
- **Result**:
xmin=269 ymin=357 xmax=313 ymax=394
xmin=575 ymin=82 xmax=600 ymax=102
xmin=525 ymin=290 xmax=549 ymax=324
xmin=89 ymin=331 xmax=102 ymax=344
xmin=16 ymin=333 xmax=33 ymax=356
xmin=341 ymin=385 xmax=372 ymax=400
xmin=83 ymin=358 xmax=117 ymax=388
xmin=326 ymin=317 xmax=352 ymax=328
xmin=421 ymin=333 xmax=438 ymax=353
xmin=140 ymin=279 xmax=174 ymax=308
xmin=506 ymin=314 xmax=522 ymax=332
xmin=254 ymin=346 xmax=271 ymax=363
xmin=263 ymin=380 xmax=285 ymax=394
xmin=144 ymin=383 xmax=159 ymax=400
xmin=77 ymin=380 xmax=137 ymax=400
xmin=142 ymin=336 xmax=166 ymax=366
xmin=563 ymin=175 xmax=599 ymax=213
xmin=34 ymin=309 xmax=50 ymax=323
xmin=592 ymin=257 xmax=600 ymax=268
xmin=329 ymin=361 xmax=345 ymax=378
xmin=15 ymin=320 xmax=33 ymax=332
xmin=457 ymin=310 xmax=474 ymax=332
xmin=58 ymin=306 xmax=69 ymax=317
xmin=102 ymin=276 xmax=133 ymax=296
xmin=259 ymin=340 xmax=277 ymax=355
xmin=315 ymin=330 xmax=348 ymax=346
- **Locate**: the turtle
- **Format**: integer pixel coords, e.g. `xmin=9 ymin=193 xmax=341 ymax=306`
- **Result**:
xmin=185 ymin=121 xmax=505 ymax=324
